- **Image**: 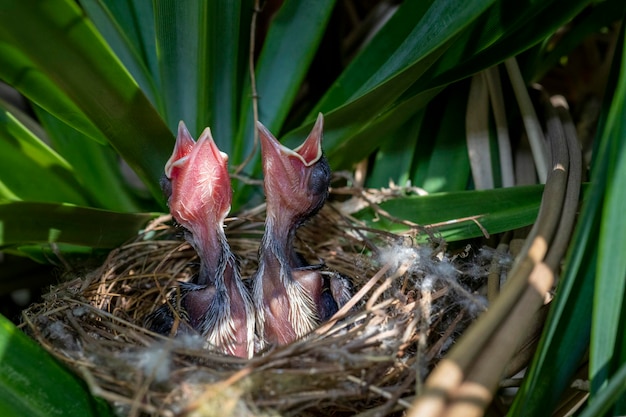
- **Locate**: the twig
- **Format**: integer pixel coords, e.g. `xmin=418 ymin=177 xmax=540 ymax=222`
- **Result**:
xmin=346 ymin=375 xmax=413 ymax=408
xmin=233 ymin=0 xmax=261 ymax=175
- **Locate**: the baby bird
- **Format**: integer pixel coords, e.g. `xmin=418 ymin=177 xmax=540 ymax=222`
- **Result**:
xmin=146 ymin=122 xmax=254 ymax=358
xmin=253 ymin=114 xmax=351 ymax=347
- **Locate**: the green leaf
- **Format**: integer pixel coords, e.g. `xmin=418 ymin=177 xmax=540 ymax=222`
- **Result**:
xmin=590 ymin=22 xmax=626 ymax=412
xmin=205 ymin=0 xmax=252 ymax=156
xmin=577 ymin=362 xmax=626 ymax=417
xmin=0 ymin=100 xmax=91 ymax=205
xmin=0 ymin=42 xmax=107 ymax=145
xmin=0 ymin=201 xmax=157 ymax=250
xmin=354 ymin=185 xmax=543 ymax=242
xmin=324 ymin=86 xmax=444 ymax=171
xmin=522 ymin=0 xmax=626 ymax=82
xmin=79 ymin=0 xmax=162 ymax=111
xmin=153 ymin=0 xmax=250 ymax=152
xmin=331 ymin=0 xmax=596 ymax=173
xmin=412 ymin=83 xmax=470 ymax=192
xmin=280 ymin=0 xmax=495 ymax=171
xmin=309 ymin=0 xmax=435 ymax=115
xmin=34 ymin=105 xmax=144 ymax=212
xmin=0 ymin=0 xmax=173 ymax=203
xmin=102 ymin=0 xmax=160 ymax=86
xmin=421 ymin=0 xmax=593 ymax=87
xmin=366 ymin=111 xmax=425 ymax=189
xmin=0 ymin=313 xmax=113 ymax=417
xmin=154 ymin=0 xmax=207 ymax=136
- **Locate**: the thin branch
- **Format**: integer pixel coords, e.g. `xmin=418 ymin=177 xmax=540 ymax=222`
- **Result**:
xmin=233 ymin=0 xmax=261 ymax=175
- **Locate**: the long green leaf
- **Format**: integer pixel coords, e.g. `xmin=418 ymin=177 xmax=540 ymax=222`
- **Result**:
xmin=522 ymin=0 xmax=626 ymax=82
xmin=153 ymin=0 xmax=251 ymax=157
xmin=104 ymin=0 xmax=160 ymax=87
xmin=0 ymin=43 xmax=107 ymax=145
xmin=0 ymin=314 xmax=113 ymax=417
xmin=0 ymin=0 xmax=173 ymax=203
xmin=317 ymin=0 xmax=596 ymax=173
xmin=279 ymin=0 xmax=495 ymax=171
xmin=354 ymin=185 xmax=543 ymax=242
xmin=422 ymin=0 xmax=594 ymax=88
xmin=309 ymin=0 xmax=435 ymax=115
xmin=0 ymin=101 xmax=91 ymax=205
xmin=590 ymin=22 xmax=626 ymax=413
xmin=578 ymin=362 xmax=626 ymax=417
xmin=79 ymin=0 xmax=161 ymax=111
xmin=0 ymin=201 xmax=156 ymax=249
xmin=366 ymin=111 xmax=425 ymax=189
xmin=34 ymin=105 xmax=144 ymax=212
xmin=412 ymin=83 xmax=470 ymax=192
xmin=205 ymin=0 xmax=251 ymax=156
xmin=154 ymin=0 xmax=206 ymax=136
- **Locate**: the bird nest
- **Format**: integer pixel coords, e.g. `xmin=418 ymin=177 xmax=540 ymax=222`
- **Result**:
xmin=22 ymin=189 xmax=506 ymax=417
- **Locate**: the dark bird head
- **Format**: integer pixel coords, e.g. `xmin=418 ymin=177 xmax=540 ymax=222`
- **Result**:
xmin=257 ymin=113 xmax=330 ymax=231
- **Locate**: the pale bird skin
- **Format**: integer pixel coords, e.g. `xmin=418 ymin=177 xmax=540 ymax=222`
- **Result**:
xmin=145 ymin=121 xmax=254 ymax=359
xmin=253 ymin=114 xmax=352 ymax=348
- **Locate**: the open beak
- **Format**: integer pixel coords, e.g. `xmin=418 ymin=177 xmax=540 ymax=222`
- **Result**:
xmin=257 ymin=114 xmax=326 ymax=212
xmin=165 ymin=121 xmax=232 ymax=235
xmin=258 ymin=113 xmax=323 ymax=167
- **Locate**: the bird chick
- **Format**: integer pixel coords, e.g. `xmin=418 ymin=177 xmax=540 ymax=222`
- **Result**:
xmin=146 ymin=122 xmax=254 ymax=358
xmin=253 ymin=114 xmax=351 ymax=347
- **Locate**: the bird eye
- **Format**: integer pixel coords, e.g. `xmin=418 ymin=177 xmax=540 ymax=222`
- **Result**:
xmin=307 ymin=158 xmax=331 ymax=197
xmin=160 ymin=174 xmax=172 ymax=200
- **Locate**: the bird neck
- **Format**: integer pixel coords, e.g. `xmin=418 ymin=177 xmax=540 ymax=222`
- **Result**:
xmin=260 ymin=214 xmax=299 ymax=272
xmin=191 ymin=224 xmax=229 ymax=285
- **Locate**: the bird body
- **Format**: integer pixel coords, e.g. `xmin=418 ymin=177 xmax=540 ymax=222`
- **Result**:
xmin=253 ymin=114 xmax=351 ymax=348
xmin=146 ymin=122 xmax=254 ymax=358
